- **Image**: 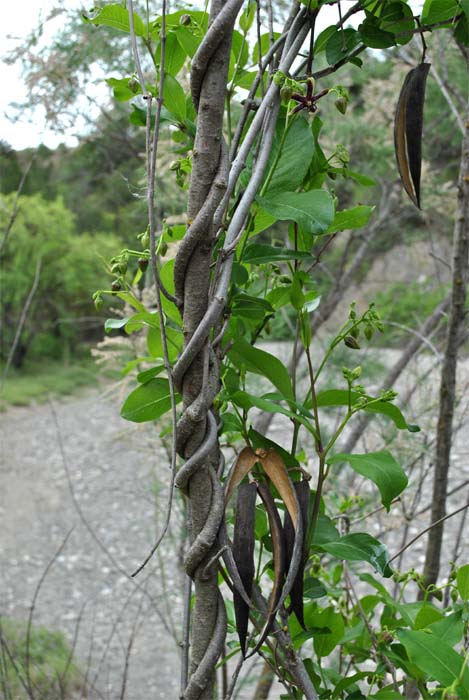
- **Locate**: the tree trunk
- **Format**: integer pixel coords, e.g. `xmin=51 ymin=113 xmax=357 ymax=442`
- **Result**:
xmin=421 ymin=101 xmax=469 ymax=591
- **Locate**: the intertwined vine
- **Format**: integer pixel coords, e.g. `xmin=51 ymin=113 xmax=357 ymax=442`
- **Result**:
xmin=172 ymin=3 xmax=312 ymax=697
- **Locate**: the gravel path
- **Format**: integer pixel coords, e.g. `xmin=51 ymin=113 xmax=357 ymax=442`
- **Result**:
xmin=1 ymin=350 xmax=468 ymax=700
xmin=0 ymin=388 xmax=183 ymax=700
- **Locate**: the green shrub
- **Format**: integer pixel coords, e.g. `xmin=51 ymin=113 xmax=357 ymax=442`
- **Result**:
xmin=0 ymin=618 xmax=82 ymax=700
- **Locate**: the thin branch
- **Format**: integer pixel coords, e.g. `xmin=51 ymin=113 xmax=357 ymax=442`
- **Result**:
xmin=0 ymin=156 xmax=34 ymax=255
xmin=25 ymin=528 xmax=75 ymax=700
xmin=388 ymin=502 xmax=469 ymax=564
xmin=1 ymin=255 xmax=42 ymax=384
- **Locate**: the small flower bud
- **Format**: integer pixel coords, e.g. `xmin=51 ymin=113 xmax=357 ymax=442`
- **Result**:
xmin=138 ymin=257 xmax=149 ymax=272
xmin=128 ymin=77 xmax=139 ymax=94
xmin=335 ymin=96 xmax=348 ymax=114
xmin=280 ymin=85 xmax=293 ymax=102
xmin=344 ymin=335 xmax=361 ymax=349
xmin=179 ymin=13 xmax=191 ymax=25
xmin=111 ymin=279 xmax=122 ymax=292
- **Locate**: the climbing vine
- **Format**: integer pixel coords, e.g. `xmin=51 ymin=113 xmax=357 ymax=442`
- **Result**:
xmin=90 ymin=1 xmax=469 ymax=698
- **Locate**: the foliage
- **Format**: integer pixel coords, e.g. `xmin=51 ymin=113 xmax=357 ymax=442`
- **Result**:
xmin=0 ymin=193 xmax=121 ymax=367
xmin=86 ymin=0 xmax=469 ymax=696
xmin=0 ymin=617 xmax=81 ymax=700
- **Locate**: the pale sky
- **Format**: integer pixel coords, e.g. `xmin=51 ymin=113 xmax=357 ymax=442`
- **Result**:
xmin=1 ymin=1 xmax=359 ymax=151
xmin=0 ymin=0 xmax=88 ymax=149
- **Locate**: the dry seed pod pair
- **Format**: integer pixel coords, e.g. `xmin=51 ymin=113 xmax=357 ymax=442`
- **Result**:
xmin=226 ymin=446 xmax=307 ymax=656
xmin=394 ymin=62 xmax=431 ymax=209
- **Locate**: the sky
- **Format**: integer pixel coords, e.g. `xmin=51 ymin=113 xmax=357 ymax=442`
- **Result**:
xmin=1 ymin=0 xmax=358 ymax=151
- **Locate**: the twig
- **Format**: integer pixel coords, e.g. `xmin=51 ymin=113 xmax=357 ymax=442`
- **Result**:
xmin=25 ymin=527 xmax=75 ymax=699
xmin=1 ymin=255 xmax=42 ymax=384
xmin=0 ymin=156 xmax=34 ymax=255
xmin=388 ymin=502 xmax=469 ymax=564
xmin=127 ymin=0 xmax=180 ymax=578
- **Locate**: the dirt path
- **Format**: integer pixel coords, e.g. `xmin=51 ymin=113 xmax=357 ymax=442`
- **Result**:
xmin=1 ymin=351 xmax=468 ymax=699
xmin=0 ymin=388 xmax=182 ymax=699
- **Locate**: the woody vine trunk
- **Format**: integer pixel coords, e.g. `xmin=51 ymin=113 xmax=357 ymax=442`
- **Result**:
xmin=172 ymin=1 xmax=242 ymax=698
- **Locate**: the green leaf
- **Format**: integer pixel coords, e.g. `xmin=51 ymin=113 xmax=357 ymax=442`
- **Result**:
xmin=106 ymin=77 xmax=141 ymax=101
xmin=115 ymin=291 xmax=146 ymax=312
xmin=83 ymin=4 xmax=146 ymax=35
xmin=231 ymin=391 xmax=315 ymax=435
xmin=397 ymin=629 xmax=469 ymax=691
xmin=321 ymin=533 xmax=392 ymax=577
xmin=290 ymin=272 xmax=305 ymax=311
xmin=380 ymin=1 xmax=415 ymax=46
xmin=231 ymin=293 xmax=274 ymax=320
xmin=228 ymin=338 xmax=293 ymax=400
xmin=250 ymin=208 xmax=277 ymax=236
xmin=121 ymin=378 xmax=180 ymax=423
xmin=309 ymin=607 xmax=345 ymax=657
xmin=156 ymin=31 xmax=186 ymax=76
xmin=348 ymin=170 xmax=376 ymax=186
xmin=327 ymin=451 xmax=408 ymax=511
xmin=369 ymin=689 xmax=404 ymax=699
xmin=312 ymin=514 xmax=340 ymax=546
xmin=358 ymin=16 xmax=396 ymax=48
xmin=105 ymin=317 xmax=130 ymax=332
xmin=303 ymin=577 xmax=327 ymax=599
xmin=125 ymin=311 xmax=159 ymax=333
xmin=266 ymin=286 xmax=291 ymax=310
xmin=242 ymin=244 xmax=313 ymax=265
xmin=314 ymin=25 xmax=337 ymax=53
xmin=326 ymin=205 xmax=375 ymax=234
xmin=325 ymin=28 xmax=361 ymax=65
xmin=413 ymin=604 xmax=443 ymax=630
xmin=428 ymin=612 xmax=464 ymax=646
xmin=137 ymin=365 xmax=165 ymax=383
xmin=268 ymin=117 xmax=315 ymax=193
xmin=421 ymin=0 xmax=461 ymax=23
xmin=313 ymin=389 xmax=419 ymax=432
xmin=257 ymin=191 xmax=334 ymax=235
xmin=239 ymin=0 xmax=256 ymax=32
xmin=251 ymin=31 xmax=281 ymax=62
xmin=333 ymin=672 xmax=370 ymax=698
xmin=163 ymin=73 xmax=186 ymax=122
xmin=147 ymin=325 xmax=182 ymax=361
xmin=457 ymin=563 xmax=469 ymax=600
xmin=176 ymin=26 xmax=201 ymax=57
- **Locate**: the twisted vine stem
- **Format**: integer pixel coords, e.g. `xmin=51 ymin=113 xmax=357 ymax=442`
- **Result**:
xmin=172 ymin=3 xmax=313 ymax=697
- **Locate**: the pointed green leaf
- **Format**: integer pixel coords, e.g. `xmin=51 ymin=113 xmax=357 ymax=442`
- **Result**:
xmin=313 ymin=389 xmax=419 ymax=432
xmin=228 ymin=338 xmax=293 ymax=400
xmin=105 ymin=317 xmax=130 ymax=332
xmin=326 ymin=205 xmax=375 ymax=234
xmin=268 ymin=117 xmax=315 ymax=193
xmin=242 ymin=244 xmax=313 ymax=265
xmin=121 ymin=378 xmax=180 ymax=422
xmin=257 ymin=190 xmax=334 ymax=235
xmin=83 ymin=4 xmax=146 ymax=35
xmin=327 ymin=451 xmax=408 ymax=511
xmin=156 ymin=31 xmax=187 ymax=76
xmin=457 ymin=563 xmax=469 ymax=600
xmin=321 ymin=533 xmax=392 ymax=577
xmin=397 ymin=629 xmax=469 ymax=691
xmin=163 ymin=73 xmax=186 ymax=122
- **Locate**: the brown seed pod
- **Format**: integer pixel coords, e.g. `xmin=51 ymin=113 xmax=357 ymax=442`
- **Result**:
xmin=394 ymin=62 xmax=431 ymax=209
xmin=284 ymin=480 xmax=310 ymax=628
xmin=246 ymin=482 xmax=286 ymax=657
xmin=233 ymin=481 xmax=257 ymax=656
